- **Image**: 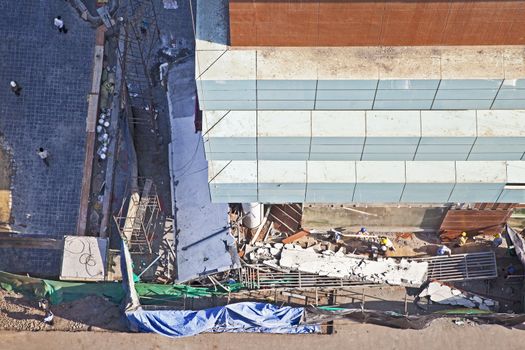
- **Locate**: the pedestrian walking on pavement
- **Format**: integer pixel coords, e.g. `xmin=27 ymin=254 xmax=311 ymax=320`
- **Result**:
xmin=53 ymin=16 xmax=67 ymax=33
xmin=37 ymin=147 xmax=50 ymax=166
xmin=10 ymin=81 xmax=22 ymax=96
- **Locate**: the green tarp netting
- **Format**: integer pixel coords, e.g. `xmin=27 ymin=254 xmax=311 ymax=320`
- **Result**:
xmin=0 ymin=271 xmax=242 ymax=305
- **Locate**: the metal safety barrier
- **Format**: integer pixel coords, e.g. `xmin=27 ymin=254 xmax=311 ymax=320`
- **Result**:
xmin=419 ymin=251 xmax=498 ymax=281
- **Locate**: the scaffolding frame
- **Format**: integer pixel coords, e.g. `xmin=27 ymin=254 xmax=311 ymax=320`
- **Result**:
xmin=113 ymin=178 xmax=163 ymax=254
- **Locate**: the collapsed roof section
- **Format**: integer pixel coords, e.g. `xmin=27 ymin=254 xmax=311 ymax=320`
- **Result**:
xmin=167 ymin=56 xmax=240 ymax=282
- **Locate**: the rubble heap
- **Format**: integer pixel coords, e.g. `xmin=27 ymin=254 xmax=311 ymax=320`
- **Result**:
xmin=419 ymin=281 xmax=498 ymax=311
xmin=246 ymin=243 xmax=428 ymax=287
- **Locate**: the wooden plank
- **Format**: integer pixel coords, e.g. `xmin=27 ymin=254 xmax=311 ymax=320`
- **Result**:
xmin=76 ymin=131 xmax=96 ymax=236
xmin=76 ymin=32 xmax=105 ymax=237
xmin=91 ymin=45 xmax=104 ymax=94
xmin=282 ymin=230 xmax=310 ymax=244
xmin=0 ymin=236 xmax=62 ymax=249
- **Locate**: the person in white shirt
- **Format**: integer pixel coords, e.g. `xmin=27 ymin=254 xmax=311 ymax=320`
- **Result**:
xmin=54 ymin=16 xmax=67 ymax=33
xmin=37 ymin=147 xmax=50 ymax=166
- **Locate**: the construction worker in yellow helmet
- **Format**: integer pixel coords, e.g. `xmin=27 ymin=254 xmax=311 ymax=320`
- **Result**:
xmin=379 ymin=236 xmax=396 ymax=254
xmin=493 ymin=232 xmax=503 ymax=248
xmin=458 ymin=232 xmax=468 ymax=247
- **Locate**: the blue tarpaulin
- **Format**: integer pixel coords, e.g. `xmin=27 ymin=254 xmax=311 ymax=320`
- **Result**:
xmin=126 ymin=302 xmax=320 ymax=337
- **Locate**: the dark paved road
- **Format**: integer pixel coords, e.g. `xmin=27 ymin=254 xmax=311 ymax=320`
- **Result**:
xmin=0 ymin=1 xmax=95 ymax=236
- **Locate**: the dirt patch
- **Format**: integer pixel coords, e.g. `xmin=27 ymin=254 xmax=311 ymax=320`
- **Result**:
xmin=0 ymin=289 xmax=127 ymax=332
xmin=1 ymin=318 xmax=525 ymax=350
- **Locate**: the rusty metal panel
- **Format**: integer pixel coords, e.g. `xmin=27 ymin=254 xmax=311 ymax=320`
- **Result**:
xmin=268 ymin=203 xmax=303 ymax=235
xmin=229 ymin=0 xmax=525 ymax=46
xmin=439 ymin=204 xmax=515 ymax=240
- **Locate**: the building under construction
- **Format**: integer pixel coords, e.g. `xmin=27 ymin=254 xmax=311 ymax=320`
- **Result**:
xmin=2 ymin=0 xmax=525 ymax=339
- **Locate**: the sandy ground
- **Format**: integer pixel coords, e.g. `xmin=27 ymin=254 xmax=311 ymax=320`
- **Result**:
xmin=1 ymin=287 xmax=525 ymax=349
xmin=0 ymin=138 xmax=12 ymax=231
xmin=0 ymin=290 xmax=126 ymax=332
xmin=1 ymin=319 xmax=525 ymax=350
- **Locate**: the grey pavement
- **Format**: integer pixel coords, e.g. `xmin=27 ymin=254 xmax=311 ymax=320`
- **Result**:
xmin=0 ymin=1 xmax=95 ymax=237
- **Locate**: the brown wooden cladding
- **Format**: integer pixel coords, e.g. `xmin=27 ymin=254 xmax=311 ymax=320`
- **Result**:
xmin=229 ymin=0 xmax=525 ymax=46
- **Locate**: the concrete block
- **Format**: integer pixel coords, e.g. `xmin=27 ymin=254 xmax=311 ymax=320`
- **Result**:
xmin=378 ymin=49 xmax=440 ymax=80
xmin=405 ymin=161 xmax=456 ymax=183
xmin=366 ymin=111 xmax=421 ymax=137
xmin=258 ymin=161 xmax=307 ymax=183
xmin=198 ymin=50 xmax=256 ymax=80
xmin=506 ymin=161 xmax=525 ymax=183
xmin=204 ymin=110 xmax=256 ymax=138
xmin=257 ymin=111 xmax=310 ymax=137
xmin=307 ymin=161 xmax=356 ymax=183
xmin=257 ymin=49 xmax=318 ymax=80
xmin=312 ymin=111 xmax=365 ymax=137
xmin=421 ymin=110 xmax=476 ymax=137
xmin=208 ymin=160 xmax=257 ymax=184
xmin=455 ymin=161 xmax=507 ymax=183
xmin=356 ymin=162 xmax=406 ymax=183
xmin=477 ymin=110 xmax=525 ymax=137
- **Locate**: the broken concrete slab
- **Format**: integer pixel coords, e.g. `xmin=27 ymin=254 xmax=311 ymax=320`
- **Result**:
xmin=278 ymin=244 xmax=428 ymax=287
xmin=419 ymin=281 xmax=499 ymax=311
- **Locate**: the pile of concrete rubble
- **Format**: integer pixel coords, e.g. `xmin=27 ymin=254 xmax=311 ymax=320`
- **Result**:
xmin=419 ymin=281 xmax=498 ymax=311
xmin=245 ymin=242 xmax=428 ymax=287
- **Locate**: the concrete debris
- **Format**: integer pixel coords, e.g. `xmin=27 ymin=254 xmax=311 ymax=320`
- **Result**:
xmin=268 ymin=244 xmax=428 ymax=287
xmin=419 ymin=281 xmax=499 ymax=311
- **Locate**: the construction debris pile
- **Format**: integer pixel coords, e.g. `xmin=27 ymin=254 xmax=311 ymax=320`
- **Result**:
xmin=419 ymin=281 xmax=499 ymax=311
xmin=246 ymin=243 xmax=428 ymax=287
